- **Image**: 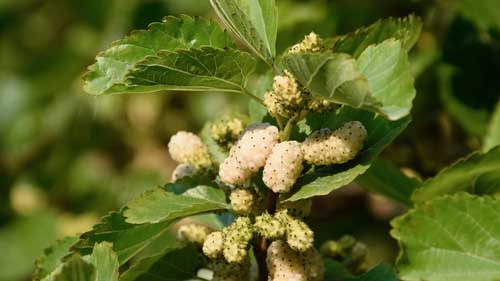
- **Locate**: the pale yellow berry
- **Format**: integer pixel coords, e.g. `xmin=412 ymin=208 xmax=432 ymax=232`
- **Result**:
xmin=302 ymin=121 xmax=367 ymax=166
xmin=222 ymin=217 xmax=253 ymax=263
xmin=267 ymin=240 xmax=307 ymax=281
xmin=203 ymin=231 xmax=225 ymax=259
xmin=177 ymin=224 xmax=211 ymax=244
xmin=168 ymin=131 xmax=211 ymax=168
xmin=218 ymin=154 xmax=251 ymax=186
xmin=264 ymin=71 xmax=308 ymax=118
xmin=230 ymin=188 xmax=255 ymax=215
xmin=263 ymin=141 xmax=304 ymax=193
xmin=254 ymin=212 xmax=286 ymax=239
xmin=171 ymin=163 xmax=197 ymax=182
xmin=289 ymin=32 xmax=322 ymax=54
xmin=286 ymin=218 xmax=314 ymax=252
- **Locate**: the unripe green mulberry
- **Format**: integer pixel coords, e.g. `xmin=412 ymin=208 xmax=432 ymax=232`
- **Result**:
xmin=218 ymin=155 xmax=251 ymax=186
xmin=229 ymin=188 xmax=255 ymax=215
xmin=203 ymin=231 xmax=225 ymax=259
xmin=211 ymin=258 xmax=251 ymax=281
xmin=210 ymin=117 xmax=245 ymax=150
xmin=267 ymin=240 xmax=307 ymax=281
xmin=222 ymin=217 xmax=253 ymax=263
xmin=232 ymin=123 xmax=279 ymax=173
xmin=289 ymin=32 xmax=322 ymax=53
xmin=264 ymin=71 xmax=309 ymax=118
xmin=286 ymin=217 xmax=314 ymax=252
xmin=277 ymin=199 xmax=312 ymax=219
xmin=171 ymin=163 xmax=197 ymax=182
xmin=177 ymin=223 xmax=211 ymax=245
xmin=254 ymin=212 xmax=286 ymax=239
xmin=263 ymin=141 xmax=304 ymax=193
xmin=168 ymin=131 xmax=211 ymax=168
xmin=302 ymin=121 xmax=367 ymax=166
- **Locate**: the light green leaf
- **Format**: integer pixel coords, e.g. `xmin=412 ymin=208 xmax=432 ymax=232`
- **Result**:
xmin=483 ymin=100 xmax=500 ymax=152
xmin=53 ymin=255 xmax=95 ymax=281
xmin=356 ymin=158 xmax=420 ymax=206
xmin=124 ymin=47 xmax=256 ymax=94
xmin=74 ymin=211 xmax=174 ymax=265
xmin=83 ymin=15 xmax=235 ymax=95
xmin=284 ymin=38 xmax=416 ymax=120
xmin=248 ymin=72 xmax=273 ymax=122
xmin=412 ymin=146 xmax=500 ymax=203
xmin=285 ymin=106 xmax=410 ymax=202
xmin=124 ymin=185 xmax=229 ymax=224
xmin=210 ymin=0 xmax=278 ymax=64
xmin=392 ymin=193 xmax=500 ymax=281
xmin=89 ymin=243 xmax=119 ymax=281
xmin=332 ymin=15 xmax=422 ymax=58
xmin=35 ymin=236 xmax=79 ymax=281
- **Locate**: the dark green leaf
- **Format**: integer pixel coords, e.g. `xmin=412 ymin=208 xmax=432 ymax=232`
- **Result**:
xmin=326 ymin=260 xmax=398 ymax=281
xmin=412 ymin=146 xmax=500 ymax=203
xmin=83 ymin=15 xmax=235 ymax=95
xmin=124 ymin=47 xmax=256 ymax=94
xmin=483 ymin=100 xmax=500 ymax=152
xmin=332 ymin=15 xmax=422 ymax=57
xmin=285 ymin=106 xmax=410 ymax=202
xmin=210 ymin=0 xmax=278 ymax=64
xmin=123 ymin=185 xmax=229 ymax=224
xmin=34 ymin=236 xmax=79 ymax=281
xmin=392 ymin=193 xmax=500 ymax=281
xmin=356 ymin=158 xmax=420 ymax=206
xmin=457 ymin=0 xmax=500 ymax=32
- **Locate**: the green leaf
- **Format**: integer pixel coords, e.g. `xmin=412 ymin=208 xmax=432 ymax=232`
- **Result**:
xmin=248 ymin=72 xmax=273 ymax=122
xmin=35 ymin=236 xmax=79 ymax=281
xmin=127 ymin=246 xmax=203 ymax=281
xmin=391 ymin=193 xmax=500 ymax=281
xmin=325 ymin=261 xmax=398 ymax=281
xmin=200 ymin=123 xmax=228 ymax=166
xmin=332 ymin=15 xmax=422 ymax=58
xmin=210 ymin=0 xmax=278 ymax=64
xmin=285 ymin=106 xmax=410 ymax=202
xmin=483 ymin=100 xmax=500 ymax=152
xmin=457 ymin=0 xmax=500 ymax=32
xmin=53 ymin=255 xmax=95 ymax=281
xmin=89 ymin=242 xmax=119 ymax=281
xmin=284 ymin=38 xmax=416 ymax=120
xmin=83 ymin=15 xmax=235 ymax=95
xmin=412 ymin=146 xmax=500 ymax=203
xmin=356 ymin=158 xmax=420 ymax=206
xmin=124 ymin=185 xmax=229 ymax=224
xmin=124 ymin=47 xmax=256 ymax=94
xmin=73 ymin=211 xmax=174 ymax=265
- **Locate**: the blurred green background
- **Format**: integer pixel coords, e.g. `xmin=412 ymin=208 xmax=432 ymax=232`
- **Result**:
xmin=0 ymin=0 xmax=499 ymax=280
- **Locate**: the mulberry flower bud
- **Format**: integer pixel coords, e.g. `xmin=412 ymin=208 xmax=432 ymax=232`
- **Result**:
xmin=211 ymin=258 xmax=250 ymax=281
xmin=222 ymin=217 xmax=253 ymax=263
xmin=210 ymin=117 xmax=245 ymax=150
xmin=263 ymin=141 xmax=304 ymax=193
xmin=171 ymin=163 xmax=197 ymax=182
xmin=177 ymin=223 xmax=211 ymax=245
xmin=218 ymin=154 xmax=251 ymax=186
xmin=286 ymin=217 xmax=314 ymax=252
xmin=233 ymin=123 xmax=279 ymax=173
xmin=267 ymin=240 xmax=307 ymax=281
xmin=264 ymin=72 xmax=309 ymax=118
xmin=289 ymin=32 xmax=322 ymax=54
xmin=277 ymin=199 xmax=312 ymax=219
xmin=302 ymin=121 xmax=367 ymax=166
xmin=203 ymin=231 xmax=225 ymax=259
xmin=229 ymin=188 xmax=255 ymax=215
xmin=254 ymin=212 xmax=286 ymax=239
xmin=168 ymin=131 xmax=212 ymax=168
xmin=304 ymin=248 xmax=325 ymax=281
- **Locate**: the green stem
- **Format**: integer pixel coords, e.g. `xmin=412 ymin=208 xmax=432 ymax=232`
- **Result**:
xmin=279 ymin=115 xmax=300 ymax=142
xmin=241 ymin=87 xmax=265 ymax=106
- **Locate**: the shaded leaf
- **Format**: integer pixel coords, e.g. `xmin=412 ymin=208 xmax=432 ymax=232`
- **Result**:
xmin=331 ymin=15 xmax=422 ymax=58
xmin=392 ymin=193 xmax=500 ymax=281
xmin=124 ymin=185 xmax=228 ymax=224
xmin=483 ymin=100 xmax=500 ymax=152
xmin=210 ymin=0 xmax=278 ymax=64
xmin=89 ymin=242 xmax=119 ymax=281
xmin=53 ymin=255 xmax=95 ymax=281
xmin=34 ymin=236 xmax=79 ymax=281
xmin=325 ymin=261 xmax=398 ymax=281
xmin=83 ymin=15 xmax=235 ymax=95
xmin=412 ymin=146 xmax=500 ymax=203
xmin=457 ymin=0 xmax=500 ymax=32
xmin=285 ymin=106 xmax=410 ymax=202
xmin=356 ymin=158 xmax=420 ymax=206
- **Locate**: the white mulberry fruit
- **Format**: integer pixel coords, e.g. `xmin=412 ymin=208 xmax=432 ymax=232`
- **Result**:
xmin=171 ymin=163 xmax=197 ymax=182
xmin=263 ymin=141 xmax=304 ymax=193
xmin=229 ymin=188 xmax=255 ymax=215
xmin=203 ymin=231 xmax=225 ymax=259
xmin=168 ymin=131 xmax=211 ymax=168
xmin=286 ymin=217 xmax=314 ymax=252
xmin=218 ymin=154 xmax=251 ymax=186
xmin=177 ymin=223 xmax=211 ymax=245
xmin=267 ymin=240 xmax=307 ymax=281
xmin=233 ymin=123 xmax=279 ymax=173
xmin=254 ymin=212 xmax=286 ymax=239
xmin=302 ymin=121 xmax=367 ymax=166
